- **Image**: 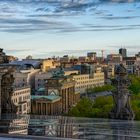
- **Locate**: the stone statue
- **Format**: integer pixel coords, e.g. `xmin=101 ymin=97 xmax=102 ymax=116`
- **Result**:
xmin=52 ymin=66 xmax=65 ymax=78
xmin=109 ymin=64 xmax=135 ymax=120
xmin=1 ymin=72 xmax=17 ymax=114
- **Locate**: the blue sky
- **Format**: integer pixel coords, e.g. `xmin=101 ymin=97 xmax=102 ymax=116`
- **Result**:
xmin=0 ymin=0 xmax=140 ymax=58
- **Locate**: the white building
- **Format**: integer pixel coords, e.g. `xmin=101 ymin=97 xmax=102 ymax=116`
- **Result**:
xmin=12 ymin=86 xmax=31 ymax=114
xmin=73 ymin=67 xmax=104 ymax=94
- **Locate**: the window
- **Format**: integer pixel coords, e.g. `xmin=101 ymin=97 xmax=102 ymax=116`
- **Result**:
xmin=23 ymin=104 xmax=26 ymax=111
xmin=19 ymin=105 xmax=22 ymax=112
xmin=19 ymin=97 xmax=22 ymax=102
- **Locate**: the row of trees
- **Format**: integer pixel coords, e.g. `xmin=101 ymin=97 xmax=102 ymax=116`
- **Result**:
xmin=86 ymin=84 xmax=115 ymax=94
xmin=68 ymin=97 xmax=113 ymax=118
xmin=68 ymin=75 xmax=140 ymax=120
xmin=86 ymin=75 xmax=140 ymax=95
xmin=68 ymin=95 xmax=140 ymax=120
xmin=129 ymin=75 xmax=140 ymax=95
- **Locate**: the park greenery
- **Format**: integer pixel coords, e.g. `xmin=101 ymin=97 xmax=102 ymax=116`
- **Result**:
xmin=68 ymin=75 xmax=140 ymax=120
xmin=129 ymin=75 xmax=140 ymax=95
xmin=68 ymin=95 xmax=140 ymax=120
xmin=86 ymin=84 xmax=115 ymax=94
xmin=68 ymin=97 xmax=113 ymax=118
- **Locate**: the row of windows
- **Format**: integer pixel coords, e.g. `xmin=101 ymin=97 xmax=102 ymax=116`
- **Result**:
xmin=12 ymin=95 xmax=30 ymax=104
xmin=74 ymin=76 xmax=88 ymax=80
xmin=74 ymin=76 xmax=104 ymax=81
xmin=14 ymin=90 xmax=30 ymax=96
xmin=76 ymin=79 xmax=104 ymax=85
xmin=76 ymin=83 xmax=104 ymax=89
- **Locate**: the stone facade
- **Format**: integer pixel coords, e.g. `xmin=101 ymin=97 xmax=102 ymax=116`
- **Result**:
xmin=31 ymin=68 xmax=80 ymax=115
xmin=73 ymin=68 xmax=104 ymax=94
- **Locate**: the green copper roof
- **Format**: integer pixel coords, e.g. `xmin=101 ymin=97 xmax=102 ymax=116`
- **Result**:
xmin=37 ymin=87 xmax=45 ymax=92
xmin=31 ymin=95 xmax=61 ymax=101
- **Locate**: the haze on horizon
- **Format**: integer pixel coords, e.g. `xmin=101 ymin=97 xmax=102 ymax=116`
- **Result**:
xmin=0 ymin=0 xmax=140 ymax=58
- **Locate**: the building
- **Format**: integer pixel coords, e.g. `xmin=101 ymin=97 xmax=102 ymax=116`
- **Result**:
xmin=87 ymin=52 xmax=97 ymax=61
xmin=73 ymin=64 xmax=95 ymax=76
xmin=35 ymin=68 xmax=78 ymax=91
xmin=103 ymin=65 xmax=115 ymax=83
xmin=123 ymin=57 xmax=136 ymax=74
xmin=60 ymin=55 xmax=70 ymax=63
xmin=12 ymin=68 xmax=40 ymax=92
xmin=12 ymin=86 xmax=31 ymax=114
xmin=107 ymin=54 xmax=122 ymax=65
xmin=73 ymin=66 xmax=104 ymax=94
xmin=31 ymin=69 xmax=80 ymax=115
xmin=78 ymin=56 xmax=89 ymax=63
xmin=35 ymin=71 xmax=52 ymax=90
xmin=42 ymin=59 xmax=58 ymax=72
xmin=31 ymin=95 xmax=61 ymax=115
xmin=119 ymin=48 xmax=127 ymax=58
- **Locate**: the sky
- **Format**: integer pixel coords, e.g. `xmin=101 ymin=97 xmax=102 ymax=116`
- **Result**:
xmin=0 ymin=0 xmax=140 ymax=58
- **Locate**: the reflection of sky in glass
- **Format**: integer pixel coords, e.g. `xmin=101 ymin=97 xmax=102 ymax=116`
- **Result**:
xmin=0 ymin=0 xmax=140 ymax=58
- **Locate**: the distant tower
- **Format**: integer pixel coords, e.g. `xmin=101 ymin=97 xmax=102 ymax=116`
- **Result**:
xmin=101 ymin=50 xmax=104 ymax=61
xmin=87 ymin=52 xmax=96 ymax=60
xmin=119 ymin=48 xmax=127 ymax=58
xmin=109 ymin=64 xmax=135 ymax=120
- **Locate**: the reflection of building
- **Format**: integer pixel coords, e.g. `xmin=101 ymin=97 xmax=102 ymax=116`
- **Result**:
xmin=31 ymin=69 xmax=80 ymax=115
xmin=28 ymin=117 xmax=58 ymax=137
xmin=28 ymin=116 xmax=78 ymax=139
xmin=111 ymin=121 xmax=134 ymax=140
xmin=57 ymin=117 xmax=78 ymax=139
xmin=0 ymin=114 xmax=29 ymax=135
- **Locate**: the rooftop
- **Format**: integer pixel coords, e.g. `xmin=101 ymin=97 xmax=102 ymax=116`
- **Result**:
xmin=31 ymin=95 xmax=61 ymax=101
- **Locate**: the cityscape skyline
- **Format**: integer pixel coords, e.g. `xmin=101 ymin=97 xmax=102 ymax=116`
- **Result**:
xmin=0 ymin=0 xmax=140 ymax=58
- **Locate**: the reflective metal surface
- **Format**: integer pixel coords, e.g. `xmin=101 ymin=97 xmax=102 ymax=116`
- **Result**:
xmin=0 ymin=114 xmax=140 ymax=140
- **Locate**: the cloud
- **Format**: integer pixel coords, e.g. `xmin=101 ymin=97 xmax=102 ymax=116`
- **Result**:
xmin=0 ymin=0 xmax=139 ymax=33
xmin=101 ymin=16 xmax=140 ymax=20
xmin=6 ymin=49 xmax=31 ymax=53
